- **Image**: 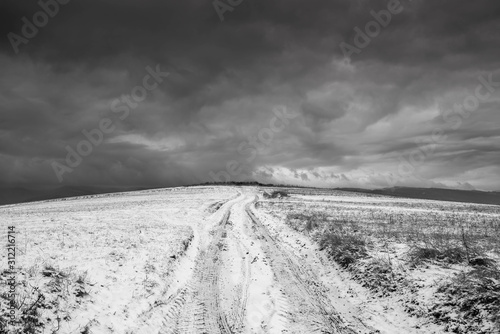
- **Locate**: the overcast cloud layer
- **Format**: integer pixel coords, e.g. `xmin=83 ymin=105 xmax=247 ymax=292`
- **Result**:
xmin=1 ymin=0 xmax=499 ymax=191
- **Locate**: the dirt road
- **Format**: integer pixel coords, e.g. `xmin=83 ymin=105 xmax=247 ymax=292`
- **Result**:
xmin=146 ymin=190 xmax=358 ymax=334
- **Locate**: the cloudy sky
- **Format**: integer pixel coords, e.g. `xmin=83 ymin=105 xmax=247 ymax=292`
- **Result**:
xmin=1 ymin=0 xmax=499 ymax=191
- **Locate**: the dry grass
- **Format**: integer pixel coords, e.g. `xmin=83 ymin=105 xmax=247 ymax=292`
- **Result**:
xmin=257 ymin=188 xmax=500 ymax=333
xmin=432 ymin=268 xmax=500 ymax=332
xmin=316 ymin=232 xmax=367 ymax=268
xmin=0 ymin=264 xmax=87 ymax=334
xmin=278 ymin=201 xmax=500 ymax=267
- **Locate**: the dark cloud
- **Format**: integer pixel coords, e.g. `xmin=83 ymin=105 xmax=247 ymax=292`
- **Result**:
xmin=0 ymin=0 xmax=499 ymax=191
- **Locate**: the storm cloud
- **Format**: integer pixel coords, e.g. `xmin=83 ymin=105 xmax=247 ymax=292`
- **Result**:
xmin=1 ymin=0 xmax=499 ymax=191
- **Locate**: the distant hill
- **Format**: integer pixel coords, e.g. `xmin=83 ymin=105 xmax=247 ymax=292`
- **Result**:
xmin=338 ymin=187 xmax=500 ymax=206
xmin=2 ymin=184 xmax=499 ymax=207
xmin=1 ymin=182 xmax=276 ymax=207
xmin=0 ymin=185 xmax=147 ymax=207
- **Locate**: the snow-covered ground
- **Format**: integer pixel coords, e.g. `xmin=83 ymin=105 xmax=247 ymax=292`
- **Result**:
xmin=257 ymin=188 xmax=500 ymax=334
xmin=1 ymin=186 xmax=499 ymax=333
xmin=0 ymin=186 xmax=238 ymax=333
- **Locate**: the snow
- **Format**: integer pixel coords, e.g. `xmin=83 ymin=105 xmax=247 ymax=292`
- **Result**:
xmin=1 ymin=185 xmax=498 ymax=333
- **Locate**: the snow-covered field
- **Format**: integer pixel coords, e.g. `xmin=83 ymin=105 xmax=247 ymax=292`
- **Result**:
xmin=257 ymin=188 xmax=500 ymax=334
xmin=1 ymin=186 xmax=499 ymax=333
xmin=0 ymin=187 xmax=238 ymax=333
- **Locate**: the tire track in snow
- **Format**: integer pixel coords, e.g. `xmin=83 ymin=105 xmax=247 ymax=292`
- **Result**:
xmin=175 ymin=194 xmax=250 ymax=334
xmin=245 ymin=200 xmax=357 ymax=334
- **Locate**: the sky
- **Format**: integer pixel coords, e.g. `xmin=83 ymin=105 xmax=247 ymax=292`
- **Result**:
xmin=0 ymin=0 xmax=499 ymax=191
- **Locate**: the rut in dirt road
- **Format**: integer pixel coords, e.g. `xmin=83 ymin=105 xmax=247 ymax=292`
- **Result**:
xmin=244 ymin=201 xmax=357 ymax=334
xmin=174 ymin=201 xmax=247 ymax=334
xmin=156 ymin=193 xmax=358 ymax=333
